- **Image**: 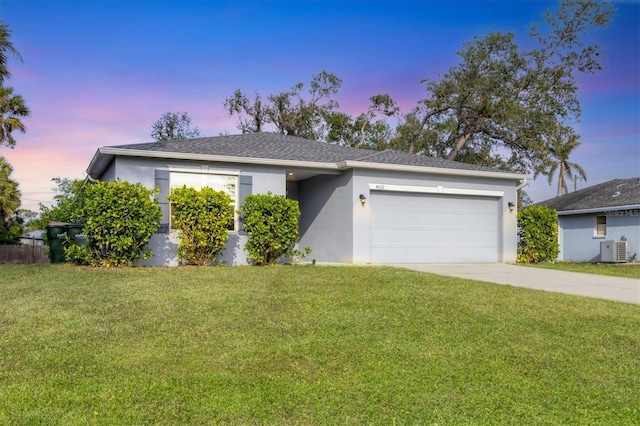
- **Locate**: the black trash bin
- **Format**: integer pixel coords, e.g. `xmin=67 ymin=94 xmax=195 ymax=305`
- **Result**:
xmin=66 ymin=223 xmax=89 ymax=249
xmin=46 ymin=222 xmax=68 ymax=263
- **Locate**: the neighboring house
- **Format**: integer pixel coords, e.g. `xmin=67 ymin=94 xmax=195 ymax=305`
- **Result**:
xmin=20 ymin=230 xmax=44 ymax=246
xmin=537 ymin=178 xmax=640 ymax=262
xmin=85 ymin=133 xmax=529 ymax=266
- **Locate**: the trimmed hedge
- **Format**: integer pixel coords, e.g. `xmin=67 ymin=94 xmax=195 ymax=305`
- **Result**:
xmin=517 ymin=205 xmax=559 ymax=263
xmin=167 ymin=186 xmax=233 ymax=266
xmin=65 ymin=180 xmax=161 ymax=267
xmin=239 ymin=192 xmax=308 ymax=265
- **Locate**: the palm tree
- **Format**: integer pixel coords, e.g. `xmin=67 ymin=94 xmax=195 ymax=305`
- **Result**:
xmin=0 ymin=21 xmax=28 ymax=147
xmin=0 ymin=21 xmax=22 ymax=84
xmin=0 ymin=157 xmax=20 ymax=222
xmin=0 ymin=20 xmax=22 ymax=83
xmin=0 ymin=86 xmax=29 ymax=147
xmin=547 ymin=135 xmax=587 ymax=197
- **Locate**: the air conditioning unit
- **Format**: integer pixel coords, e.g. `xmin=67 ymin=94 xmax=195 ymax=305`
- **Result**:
xmin=600 ymin=240 xmax=628 ymax=263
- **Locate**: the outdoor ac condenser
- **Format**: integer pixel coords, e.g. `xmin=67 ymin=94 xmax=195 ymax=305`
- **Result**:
xmin=600 ymin=240 xmax=628 ymax=263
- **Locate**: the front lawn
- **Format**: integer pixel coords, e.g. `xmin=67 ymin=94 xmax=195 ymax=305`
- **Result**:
xmin=1 ymin=265 xmax=638 ymax=424
xmin=526 ymin=261 xmax=640 ymax=279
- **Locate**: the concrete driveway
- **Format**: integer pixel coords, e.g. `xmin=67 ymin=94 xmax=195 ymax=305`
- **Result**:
xmin=396 ymin=263 xmax=640 ymax=305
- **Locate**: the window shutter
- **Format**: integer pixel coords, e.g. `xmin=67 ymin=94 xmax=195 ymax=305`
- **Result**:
xmin=238 ymin=175 xmax=252 ymax=234
xmin=155 ymin=169 xmax=170 ymax=233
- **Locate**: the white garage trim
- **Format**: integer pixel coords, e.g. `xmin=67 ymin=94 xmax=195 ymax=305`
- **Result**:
xmin=368 ymin=183 xmax=504 ymax=198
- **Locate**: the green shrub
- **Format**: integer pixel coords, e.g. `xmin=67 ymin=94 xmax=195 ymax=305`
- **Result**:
xmin=517 ymin=205 xmax=560 ymax=263
xmin=66 ymin=180 xmax=161 ymax=267
xmin=39 ymin=178 xmax=87 ymax=248
xmin=239 ymin=192 xmax=309 ymax=265
xmin=167 ymin=186 xmax=233 ymax=266
xmin=39 ymin=178 xmax=86 ymax=224
xmin=0 ymin=215 xmax=22 ymax=245
xmin=64 ymin=241 xmax=94 ymax=266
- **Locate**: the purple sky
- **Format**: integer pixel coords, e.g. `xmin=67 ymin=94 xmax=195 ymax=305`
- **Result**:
xmin=1 ymin=0 xmax=638 ymax=212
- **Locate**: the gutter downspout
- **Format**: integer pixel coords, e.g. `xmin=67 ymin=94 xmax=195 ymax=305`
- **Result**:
xmin=79 ymin=174 xmax=98 ymax=191
xmin=516 ymin=178 xmax=528 ymax=191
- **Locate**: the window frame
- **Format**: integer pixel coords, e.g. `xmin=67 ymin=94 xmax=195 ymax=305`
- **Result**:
xmin=169 ymin=169 xmax=239 ymax=231
xmin=594 ymin=214 xmax=607 ymax=238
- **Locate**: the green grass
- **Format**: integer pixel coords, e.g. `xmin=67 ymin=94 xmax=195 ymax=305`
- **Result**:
xmin=526 ymin=262 xmax=640 ymax=279
xmin=1 ymin=264 xmax=639 ymax=425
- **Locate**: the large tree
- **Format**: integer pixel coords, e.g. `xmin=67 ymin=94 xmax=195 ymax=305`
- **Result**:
xmin=221 ymin=0 xmax=613 ymax=183
xmin=0 ymin=21 xmax=21 ymax=84
xmin=0 ymin=156 xmax=21 ymax=243
xmin=396 ymin=0 xmax=614 ymax=174
xmin=225 ymin=70 xmax=343 ymax=141
xmin=224 ymin=89 xmax=267 ymax=133
xmin=150 ymin=111 xmax=201 ymax=141
xmin=545 ymin=133 xmax=587 ymax=196
xmin=38 ymin=177 xmax=86 ymax=226
xmin=226 ymin=72 xmax=399 ymax=150
xmin=0 ymin=86 xmax=29 ymax=147
xmin=326 ymin=94 xmax=399 ymax=150
xmin=0 ymin=20 xmax=30 ymax=148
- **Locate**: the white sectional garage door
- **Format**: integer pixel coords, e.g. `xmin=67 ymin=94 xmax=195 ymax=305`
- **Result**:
xmin=370 ymin=191 xmax=500 ymax=263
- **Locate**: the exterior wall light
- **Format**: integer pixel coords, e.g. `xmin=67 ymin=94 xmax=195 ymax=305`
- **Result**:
xmin=508 ymin=201 xmax=515 ymax=212
xmin=359 ymin=194 xmax=367 ymax=205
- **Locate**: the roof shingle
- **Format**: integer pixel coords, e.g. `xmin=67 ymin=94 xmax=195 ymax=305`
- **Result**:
xmin=536 ymin=178 xmax=640 ymax=212
xmin=110 ymin=132 xmax=517 ymax=174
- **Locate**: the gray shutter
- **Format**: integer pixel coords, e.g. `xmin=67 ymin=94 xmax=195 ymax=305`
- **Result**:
xmin=155 ymin=169 xmax=170 ymax=233
xmin=237 ymin=175 xmax=252 ymax=234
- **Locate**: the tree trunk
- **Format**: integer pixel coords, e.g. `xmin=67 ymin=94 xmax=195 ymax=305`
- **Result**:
xmin=445 ymin=133 xmax=471 ymax=160
xmin=556 ymin=162 xmax=566 ymax=196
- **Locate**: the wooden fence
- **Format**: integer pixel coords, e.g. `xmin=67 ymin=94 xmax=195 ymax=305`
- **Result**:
xmin=0 ymin=244 xmax=49 ymax=264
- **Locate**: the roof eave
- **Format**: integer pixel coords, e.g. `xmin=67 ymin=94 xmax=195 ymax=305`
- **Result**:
xmin=87 ymin=147 xmax=532 ymax=182
xmin=87 ymin=147 xmax=341 ymax=179
xmin=556 ymin=204 xmax=640 ymax=216
xmin=86 ymin=148 xmax=114 ymax=179
xmin=338 ymin=160 xmax=531 ymax=181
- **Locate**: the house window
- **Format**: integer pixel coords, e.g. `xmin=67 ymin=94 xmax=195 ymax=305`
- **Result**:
xmin=170 ymin=171 xmax=238 ymax=230
xmin=595 ymin=215 xmax=606 ymax=237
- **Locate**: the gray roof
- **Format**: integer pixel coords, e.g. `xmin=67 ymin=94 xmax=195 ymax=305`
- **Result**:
xmin=90 ymin=133 xmax=528 ymax=179
xmin=537 ymin=177 xmax=640 ymax=212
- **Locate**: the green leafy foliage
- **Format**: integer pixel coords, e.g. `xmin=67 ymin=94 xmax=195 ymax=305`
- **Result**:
xmin=70 ymin=180 xmax=161 ymax=267
xmin=64 ymin=241 xmax=94 ymax=266
xmin=239 ymin=192 xmax=308 ymax=265
xmin=0 ymin=157 xmax=21 ymax=243
xmin=517 ymin=205 xmax=560 ymax=263
xmin=0 ymin=86 xmax=30 ymax=148
xmin=0 ymin=208 xmax=33 ymax=245
xmin=39 ymin=178 xmax=86 ymax=223
xmin=224 ymin=70 xmax=343 ymax=140
xmin=150 ymin=111 xmax=201 ymax=141
xmin=37 ymin=178 xmax=87 ymax=249
xmin=0 ymin=218 xmax=21 ymax=244
xmin=544 ymin=132 xmax=587 ymax=196
xmin=0 ymin=21 xmax=30 ymax=148
xmin=0 ymin=20 xmax=23 ymax=83
xmin=167 ymin=186 xmax=233 ymax=266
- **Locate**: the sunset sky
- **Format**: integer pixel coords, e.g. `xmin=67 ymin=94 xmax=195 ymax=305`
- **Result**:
xmin=1 ymin=0 xmax=638 ymax=212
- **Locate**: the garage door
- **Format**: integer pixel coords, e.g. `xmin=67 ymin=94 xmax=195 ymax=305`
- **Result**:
xmin=370 ymin=191 xmax=500 ymax=263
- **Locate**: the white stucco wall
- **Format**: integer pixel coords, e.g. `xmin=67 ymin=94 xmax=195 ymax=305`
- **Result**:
xmin=297 ymin=172 xmax=354 ymax=263
xmin=559 ymin=211 xmax=640 ymax=262
xmin=298 ymin=168 xmax=520 ymax=264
